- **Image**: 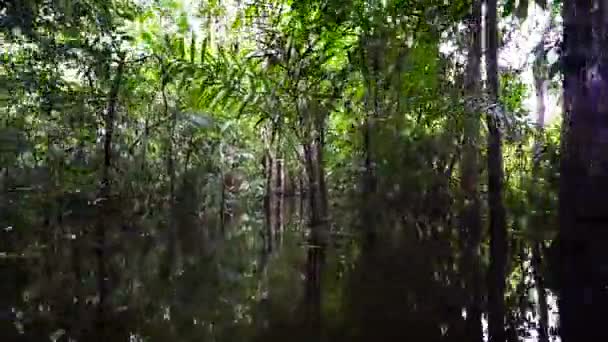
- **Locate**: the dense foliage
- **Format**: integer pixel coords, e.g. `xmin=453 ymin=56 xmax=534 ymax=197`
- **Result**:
xmin=1 ymin=0 xmax=565 ymax=341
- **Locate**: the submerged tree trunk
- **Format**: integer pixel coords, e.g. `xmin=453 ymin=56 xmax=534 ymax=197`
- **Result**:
xmin=316 ymin=120 xmax=328 ymax=221
xmin=275 ymin=156 xmax=284 ymax=245
xmin=263 ymin=148 xmax=274 ymax=252
xmin=161 ymin=64 xmax=178 ymax=274
xmin=263 ymin=146 xmax=285 ymax=251
xmin=220 ymin=168 xmax=226 ymax=233
xmin=363 ymin=116 xmax=375 ymax=196
xmin=560 ymin=1 xmax=608 ymax=340
xmin=361 ymin=38 xmax=379 ymax=244
xmin=303 ymin=229 xmax=326 ymax=341
xmin=460 ymin=0 xmax=483 ymax=340
xmin=97 ymin=55 xmax=124 ymax=340
xmin=303 ymin=121 xmax=327 ymax=226
xmin=532 ymin=41 xmax=549 ymax=342
xmin=532 ymin=242 xmax=549 ymax=342
xmin=304 ymin=140 xmax=321 ymax=225
xmin=485 ymin=0 xmax=508 ymax=340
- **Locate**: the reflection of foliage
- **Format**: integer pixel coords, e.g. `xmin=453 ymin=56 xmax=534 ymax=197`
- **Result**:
xmin=1 ymin=0 xmax=562 ymax=340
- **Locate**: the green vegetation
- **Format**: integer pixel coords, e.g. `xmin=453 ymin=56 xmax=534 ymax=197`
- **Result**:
xmin=1 ymin=0 xmax=567 ymax=341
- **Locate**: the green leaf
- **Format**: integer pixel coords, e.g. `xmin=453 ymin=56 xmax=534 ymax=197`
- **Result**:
xmin=141 ymin=31 xmax=154 ymax=46
xmin=177 ymin=12 xmax=189 ymax=34
xmin=504 ymin=0 xmax=515 ymax=17
xmin=209 ymin=89 xmax=228 ymax=109
xmin=232 ymin=14 xmax=242 ymax=30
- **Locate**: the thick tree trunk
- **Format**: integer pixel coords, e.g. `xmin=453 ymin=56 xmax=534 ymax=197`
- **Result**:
xmin=485 ymin=0 xmax=508 ymax=341
xmin=460 ymin=1 xmax=483 ymax=340
xmin=303 ymin=121 xmax=327 ymax=226
xmin=560 ymin=1 xmax=608 ymax=340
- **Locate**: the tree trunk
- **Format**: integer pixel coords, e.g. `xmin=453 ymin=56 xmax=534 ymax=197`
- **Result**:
xmin=363 ymin=116 xmax=375 ymax=195
xmin=97 ymin=55 xmax=124 ymax=341
xmin=304 ymin=232 xmax=325 ymax=341
xmin=263 ymin=149 xmax=274 ymax=252
xmin=102 ymin=58 xmax=125 ymax=190
xmin=275 ymin=156 xmax=284 ymax=245
xmin=299 ymin=167 xmax=305 ymax=223
xmin=560 ymin=1 xmax=608 ymax=340
xmin=532 ymin=242 xmax=549 ymax=342
xmin=532 ymin=39 xmax=549 ymax=342
xmin=304 ymin=140 xmax=321 ymax=225
xmin=161 ymin=65 xmax=178 ymax=271
xmin=485 ymin=0 xmax=508 ymax=341
xmin=315 ymin=120 xmax=328 ymax=221
xmin=460 ymin=1 xmax=483 ymax=340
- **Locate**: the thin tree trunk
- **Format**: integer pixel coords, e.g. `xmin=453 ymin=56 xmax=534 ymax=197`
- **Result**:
xmin=363 ymin=117 xmax=375 ymax=195
xmin=220 ymin=171 xmax=226 ymax=232
xmin=304 ymin=233 xmax=325 ymax=341
xmin=532 ymin=242 xmax=549 ymax=342
xmin=485 ymin=0 xmax=508 ymax=340
xmin=460 ymin=0 xmax=483 ymax=340
xmin=275 ymin=156 xmax=284 ymax=244
xmin=303 ymin=140 xmax=320 ymax=225
xmin=184 ymin=135 xmax=193 ymax=174
xmin=102 ymin=58 xmax=125 ymax=190
xmin=559 ymin=1 xmax=608 ymax=341
xmin=299 ymin=167 xmax=305 ymax=223
xmin=161 ymin=63 xmax=177 ymax=276
xmin=532 ymin=42 xmax=549 ymax=342
xmin=263 ymin=148 xmax=274 ymax=252
xmin=315 ymin=118 xmax=328 ymax=221
xmin=97 ymin=55 xmax=124 ymax=341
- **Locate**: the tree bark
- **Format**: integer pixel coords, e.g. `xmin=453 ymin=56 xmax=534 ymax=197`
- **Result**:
xmin=532 ymin=242 xmax=549 ymax=342
xmin=275 ymin=156 xmax=284 ymax=244
xmin=102 ymin=58 xmax=125 ymax=190
xmin=315 ymin=119 xmax=328 ymax=221
xmin=97 ymin=55 xmax=124 ymax=341
xmin=485 ymin=0 xmax=508 ymax=340
xmin=460 ymin=1 xmax=483 ymax=340
xmin=532 ymin=37 xmax=549 ymax=342
xmin=263 ymin=148 xmax=274 ymax=252
xmin=161 ymin=64 xmax=178 ymax=270
xmin=559 ymin=1 xmax=608 ymax=340
xmin=304 ymin=140 xmax=321 ymax=225
xmin=304 ymin=232 xmax=325 ymax=341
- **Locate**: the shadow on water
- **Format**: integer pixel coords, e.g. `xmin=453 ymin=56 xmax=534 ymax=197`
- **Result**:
xmin=1 ymin=191 xmax=561 ymax=342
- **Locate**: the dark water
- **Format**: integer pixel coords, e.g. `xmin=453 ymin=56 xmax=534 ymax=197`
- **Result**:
xmin=1 ymin=195 xmax=558 ymax=342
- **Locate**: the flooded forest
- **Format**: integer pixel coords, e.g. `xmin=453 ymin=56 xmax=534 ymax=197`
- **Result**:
xmin=2 ymin=0 xmax=608 ymax=341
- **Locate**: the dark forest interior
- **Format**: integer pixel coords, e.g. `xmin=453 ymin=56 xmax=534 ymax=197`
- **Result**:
xmin=2 ymin=0 xmax=608 ymax=341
